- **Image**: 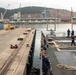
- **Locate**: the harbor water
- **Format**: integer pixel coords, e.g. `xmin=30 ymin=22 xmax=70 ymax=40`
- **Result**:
xmin=0 ymin=24 xmax=4 ymax=30
xmin=9 ymin=23 xmax=76 ymax=37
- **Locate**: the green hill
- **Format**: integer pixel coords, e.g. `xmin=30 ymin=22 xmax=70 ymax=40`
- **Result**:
xmin=0 ymin=6 xmax=45 ymax=18
xmin=0 ymin=6 xmax=76 ymax=20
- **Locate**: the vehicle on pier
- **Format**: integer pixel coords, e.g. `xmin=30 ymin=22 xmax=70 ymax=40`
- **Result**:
xmin=5 ymin=24 xmax=14 ymax=30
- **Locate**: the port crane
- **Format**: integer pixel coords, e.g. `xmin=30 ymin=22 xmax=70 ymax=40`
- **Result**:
xmin=0 ymin=4 xmax=10 ymax=21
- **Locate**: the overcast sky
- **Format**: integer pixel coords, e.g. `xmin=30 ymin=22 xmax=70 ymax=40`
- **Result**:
xmin=0 ymin=0 xmax=76 ymax=12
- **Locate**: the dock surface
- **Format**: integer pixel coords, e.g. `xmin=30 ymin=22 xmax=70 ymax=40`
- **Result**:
xmin=0 ymin=28 xmax=36 ymax=75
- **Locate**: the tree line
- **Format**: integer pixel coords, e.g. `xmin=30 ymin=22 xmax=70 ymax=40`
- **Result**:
xmin=0 ymin=6 xmax=45 ymax=18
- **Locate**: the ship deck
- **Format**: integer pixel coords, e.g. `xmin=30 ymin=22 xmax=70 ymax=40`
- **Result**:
xmin=46 ymin=37 xmax=76 ymax=75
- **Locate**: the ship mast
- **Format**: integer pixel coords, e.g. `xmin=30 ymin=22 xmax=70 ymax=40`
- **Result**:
xmin=71 ymin=7 xmax=73 ymax=30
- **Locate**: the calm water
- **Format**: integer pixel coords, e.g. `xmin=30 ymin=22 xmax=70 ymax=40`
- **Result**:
xmin=0 ymin=24 xmax=4 ymax=30
xmin=33 ymin=31 xmax=41 ymax=68
xmin=9 ymin=23 xmax=76 ymax=37
xmin=0 ymin=24 xmax=76 ymax=36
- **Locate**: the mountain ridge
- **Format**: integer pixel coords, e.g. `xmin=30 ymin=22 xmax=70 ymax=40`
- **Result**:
xmin=0 ymin=6 xmax=76 ymax=20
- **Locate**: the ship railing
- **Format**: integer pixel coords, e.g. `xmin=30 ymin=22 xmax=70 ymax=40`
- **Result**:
xmin=54 ymin=32 xmax=66 ymax=37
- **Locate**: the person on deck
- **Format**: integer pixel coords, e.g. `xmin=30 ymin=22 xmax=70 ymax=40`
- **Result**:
xmin=67 ymin=29 xmax=70 ymax=38
xmin=42 ymin=53 xmax=51 ymax=75
xmin=71 ymin=35 xmax=75 ymax=46
xmin=71 ymin=30 xmax=74 ymax=37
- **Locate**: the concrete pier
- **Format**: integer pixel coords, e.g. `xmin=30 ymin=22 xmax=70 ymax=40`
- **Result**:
xmin=0 ymin=28 xmax=36 ymax=75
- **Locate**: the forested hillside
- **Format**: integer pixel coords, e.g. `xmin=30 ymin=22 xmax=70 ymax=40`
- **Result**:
xmin=0 ymin=6 xmax=76 ymax=19
xmin=0 ymin=6 xmax=44 ymax=18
